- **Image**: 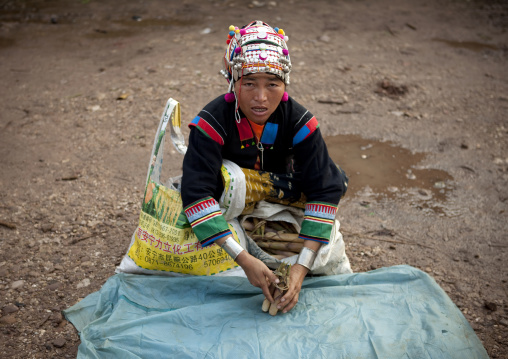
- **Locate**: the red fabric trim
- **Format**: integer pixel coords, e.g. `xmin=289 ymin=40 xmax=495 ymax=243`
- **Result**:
xmin=189 ymin=118 xmax=224 ymax=145
xmin=236 ymin=117 xmax=253 ymax=142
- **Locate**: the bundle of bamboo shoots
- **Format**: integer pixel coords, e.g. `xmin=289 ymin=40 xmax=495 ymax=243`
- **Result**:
xmin=242 ymin=218 xmax=302 ymax=259
xmin=262 ymin=262 xmax=291 ymax=316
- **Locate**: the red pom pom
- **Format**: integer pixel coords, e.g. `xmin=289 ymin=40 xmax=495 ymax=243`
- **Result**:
xmin=281 ymin=91 xmax=289 ymax=102
xmin=226 ymin=39 xmax=231 ymax=44
xmin=224 ymin=92 xmax=236 ymax=103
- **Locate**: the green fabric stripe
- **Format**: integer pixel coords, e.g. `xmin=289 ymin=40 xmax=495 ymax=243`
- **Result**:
xmin=299 ymin=218 xmax=333 ymax=241
xmin=195 ymin=127 xmax=212 ymax=141
xmin=191 ymin=215 xmax=230 ymax=243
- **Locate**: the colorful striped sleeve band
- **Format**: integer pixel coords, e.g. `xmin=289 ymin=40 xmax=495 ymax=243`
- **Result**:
xmin=184 ymin=197 xmax=231 ymax=247
xmin=189 ymin=116 xmax=225 ymax=145
xmin=298 ymin=201 xmax=337 ymax=244
xmin=293 ymin=117 xmax=319 ymax=146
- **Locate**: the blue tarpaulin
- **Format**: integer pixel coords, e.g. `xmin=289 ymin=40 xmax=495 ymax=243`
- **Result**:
xmin=64 ymin=265 xmax=488 ymax=358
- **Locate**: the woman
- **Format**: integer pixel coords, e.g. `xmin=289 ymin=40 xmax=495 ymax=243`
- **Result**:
xmin=181 ymin=20 xmax=348 ymax=313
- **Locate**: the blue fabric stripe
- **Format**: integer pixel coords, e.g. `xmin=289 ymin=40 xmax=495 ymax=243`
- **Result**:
xmin=298 ymin=235 xmax=329 ymax=243
xmin=304 ymin=207 xmax=336 ymax=220
xmin=293 ymin=126 xmax=310 ymax=146
xmin=186 ymin=202 xmax=221 ymax=223
xmin=191 ymin=116 xmax=200 ymax=125
xmin=201 ymin=230 xmax=232 ymax=247
xmin=260 ymin=123 xmax=278 ymax=144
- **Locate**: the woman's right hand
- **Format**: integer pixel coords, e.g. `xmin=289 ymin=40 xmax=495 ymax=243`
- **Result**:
xmin=235 ymin=251 xmax=279 ymax=303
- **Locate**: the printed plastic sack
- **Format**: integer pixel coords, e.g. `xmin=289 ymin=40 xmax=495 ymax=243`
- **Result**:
xmin=116 ymin=98 xmax=245 ymax=277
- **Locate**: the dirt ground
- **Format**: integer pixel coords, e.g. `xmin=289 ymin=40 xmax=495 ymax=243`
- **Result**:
xmin=0 ymin=0 xmax=507 ymax=357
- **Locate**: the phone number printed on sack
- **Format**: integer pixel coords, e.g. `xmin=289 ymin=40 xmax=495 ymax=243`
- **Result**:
xmin=129 ymin=208 xmax=239 ymax=275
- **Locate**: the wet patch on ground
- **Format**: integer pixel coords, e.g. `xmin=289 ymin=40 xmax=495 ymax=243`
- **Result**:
xmin=326 ymin=134 xmax=455 ymax=215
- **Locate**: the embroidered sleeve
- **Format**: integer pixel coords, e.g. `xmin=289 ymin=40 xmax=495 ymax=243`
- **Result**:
xmin=184 ymin=197 xmax=232 ymax=246
xmin=189 ymin=116 xmax=225 ymax=145
xmin=298 ymin=202 xmax=338 ymax=243
xmin=182 ymin=113 xmax=228 ymax=246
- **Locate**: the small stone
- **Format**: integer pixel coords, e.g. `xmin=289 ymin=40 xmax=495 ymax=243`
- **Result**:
xmin=47 ymin=282 xmax=61 ymax=291
xmin=0 ymin=315 xmax=17 ymax=325
xmin=434 ymin=181 xmax=446 ymax=189
xmin=77 ymin=278 xmax=90 ymax=289
xmin=11 ymin=280 xmax=25 ymax=290
xmin=86 ymin=105 xmax=101 ymax=112
xmin=2 ymin=304 xmax=19 ymax=314
xmin=251 ymin=0 xmax=266 ymax=7
xmin=51 ymin=312 xmax=63 ymax=326
xmin=484 ymin=301 xmax=497 ymax=312
xmin=41 ymin=223 xmax=54 ymax=233
xmin=319 ymin=34 xmax=331 ymax=43
xmin=52 ymin=337 xmax=66 ymax=348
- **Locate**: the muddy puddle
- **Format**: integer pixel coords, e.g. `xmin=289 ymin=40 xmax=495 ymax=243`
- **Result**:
xmin=326 ymin=135 xmax=456 ymax=216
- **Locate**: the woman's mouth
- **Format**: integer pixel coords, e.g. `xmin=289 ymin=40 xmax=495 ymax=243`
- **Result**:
xmin=252 ymin=107 xmax=268 ymax=114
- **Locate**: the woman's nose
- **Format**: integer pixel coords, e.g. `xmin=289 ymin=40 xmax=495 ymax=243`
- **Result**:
xmin=254 ymin=87 xmax=267 ymax=102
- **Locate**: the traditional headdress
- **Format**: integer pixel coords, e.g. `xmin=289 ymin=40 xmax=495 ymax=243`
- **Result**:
xmin=220 ymin=20 xmax=292 ymax=104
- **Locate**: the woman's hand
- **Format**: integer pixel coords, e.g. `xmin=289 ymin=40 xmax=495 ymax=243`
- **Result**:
xmin=274 ymin=240 xmax=321 ymax=313
xmin=236 ymin=251 xmax=279 ymax=303
xmin=275 ymin=264 xmax=308 ymax=313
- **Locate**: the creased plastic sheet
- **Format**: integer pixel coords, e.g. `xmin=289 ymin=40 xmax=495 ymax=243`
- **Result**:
xmin=63 ymin=265 xmax=488 ymax=359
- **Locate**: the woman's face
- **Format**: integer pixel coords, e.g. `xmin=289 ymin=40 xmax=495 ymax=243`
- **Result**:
xmin=234 ymin=73 xmax=285 ymax=125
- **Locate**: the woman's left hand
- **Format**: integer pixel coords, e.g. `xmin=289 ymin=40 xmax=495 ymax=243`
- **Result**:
xmin=275 ymin=264 xmax=309 ymax=313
